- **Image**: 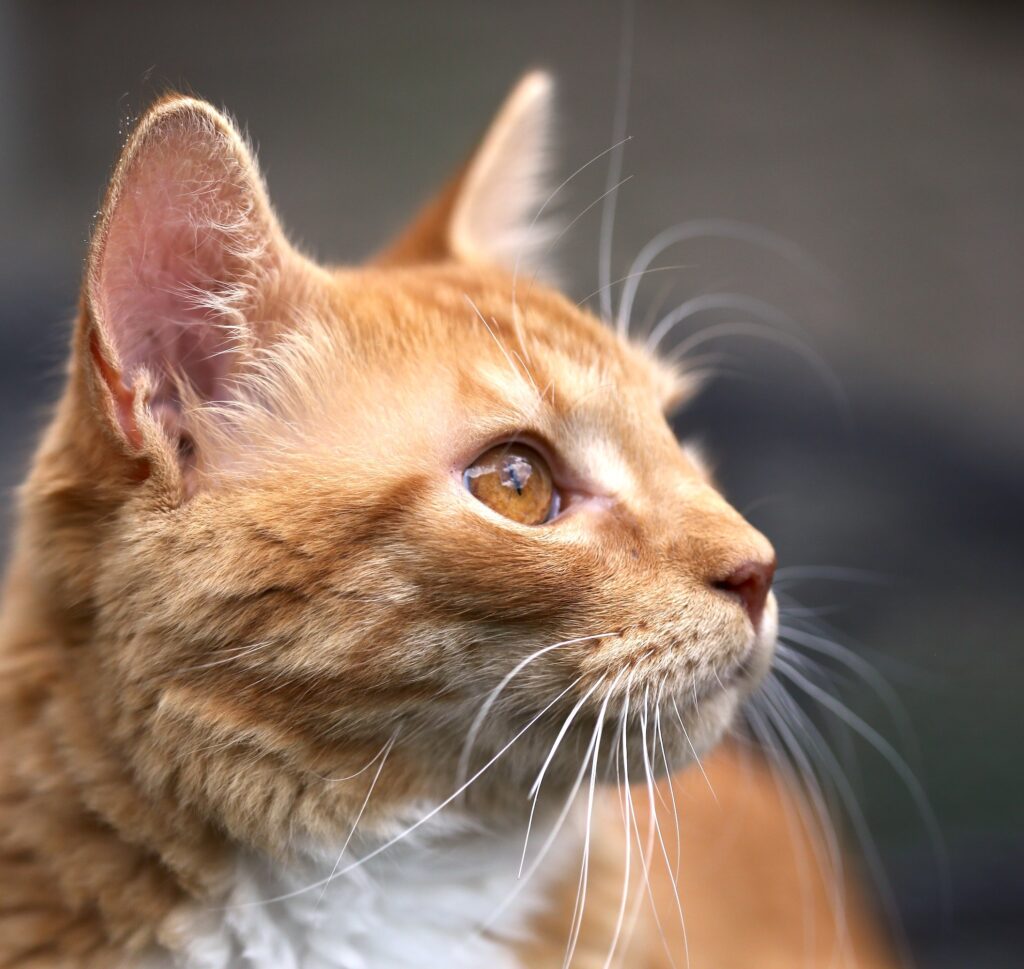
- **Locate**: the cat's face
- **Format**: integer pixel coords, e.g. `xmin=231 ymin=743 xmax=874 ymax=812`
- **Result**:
xmin=68 ymin=75 xmax=775 ymax=850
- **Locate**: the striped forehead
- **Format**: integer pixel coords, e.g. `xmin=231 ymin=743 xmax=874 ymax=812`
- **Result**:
xmin=468 ymin=339 xmax=616 ymax=417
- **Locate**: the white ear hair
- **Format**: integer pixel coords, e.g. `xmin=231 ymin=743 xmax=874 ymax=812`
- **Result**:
xmin=449 ymin=71 xmax=557 ymax=274
xmin=86 ymin=96 xmax=288 ymax=455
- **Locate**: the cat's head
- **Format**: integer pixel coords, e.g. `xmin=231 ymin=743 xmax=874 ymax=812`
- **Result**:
xmin=37 ymin=73 xmax=775 ymax=852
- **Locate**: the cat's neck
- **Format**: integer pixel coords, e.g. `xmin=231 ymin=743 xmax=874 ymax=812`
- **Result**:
xmin=0 ymin=544 xmax=579 ymax=968
xmin=155 ymin=811 xmax=579 ymax=969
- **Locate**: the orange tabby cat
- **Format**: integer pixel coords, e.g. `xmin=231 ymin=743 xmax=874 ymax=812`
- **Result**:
xmin=0 ymin=73 xmax=897 ymax=967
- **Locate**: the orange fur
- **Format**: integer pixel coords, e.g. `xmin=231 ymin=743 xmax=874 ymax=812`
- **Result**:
xmin=0 ymin=77 xmax=896 ymax=967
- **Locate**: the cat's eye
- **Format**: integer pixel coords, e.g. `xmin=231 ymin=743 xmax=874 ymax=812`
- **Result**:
xmin=463 ymin=443 xmax=558 ymax=525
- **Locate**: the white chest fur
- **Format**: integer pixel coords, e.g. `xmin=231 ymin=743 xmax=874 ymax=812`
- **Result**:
xmin=150 ymin=817 xmax=573 ymax=969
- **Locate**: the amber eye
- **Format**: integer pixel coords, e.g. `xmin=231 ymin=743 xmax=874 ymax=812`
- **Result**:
xmin=463 ymin=443 xmax=557 ymax=525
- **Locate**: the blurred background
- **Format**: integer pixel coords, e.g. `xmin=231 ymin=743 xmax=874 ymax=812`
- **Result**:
xmin=1 ymin=1 xmax=1021 ymax=965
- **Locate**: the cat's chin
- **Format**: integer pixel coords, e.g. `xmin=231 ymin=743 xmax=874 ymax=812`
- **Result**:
xmin=738 ymin=591 xmax=779 ymax=695
xmin=639 ymin=594 xmax=779 ymax=776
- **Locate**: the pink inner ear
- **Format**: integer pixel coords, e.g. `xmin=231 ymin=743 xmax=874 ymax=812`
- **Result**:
xmin=96 ymin=127 xmax=263 ymax=442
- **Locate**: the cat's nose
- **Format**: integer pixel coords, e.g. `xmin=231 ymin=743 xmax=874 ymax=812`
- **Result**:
xmin=712 ymin=556 xmax=777 ymax=630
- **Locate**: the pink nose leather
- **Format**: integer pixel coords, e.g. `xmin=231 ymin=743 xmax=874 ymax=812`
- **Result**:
xmin=714 ymin=557 xmax=776 ymax=629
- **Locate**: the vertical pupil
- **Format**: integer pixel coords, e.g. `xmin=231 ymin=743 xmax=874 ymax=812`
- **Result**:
xmin=502 ymin=454 xmax=532 ymax=496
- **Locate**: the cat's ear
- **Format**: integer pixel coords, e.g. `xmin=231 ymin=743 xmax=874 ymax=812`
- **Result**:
xmin=81 ymin=95 xmax=291 ymax=467
xmin=377 ymin=71 xmax=556 ymax=274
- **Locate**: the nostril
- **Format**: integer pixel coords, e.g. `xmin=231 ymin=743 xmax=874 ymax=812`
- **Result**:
xmin=712 ymin=557 xmax=777 ymax=630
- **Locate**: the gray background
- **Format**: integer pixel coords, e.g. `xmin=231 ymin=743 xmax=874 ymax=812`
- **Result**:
xmin=1 ymin=2 xmax=1021 ymax=965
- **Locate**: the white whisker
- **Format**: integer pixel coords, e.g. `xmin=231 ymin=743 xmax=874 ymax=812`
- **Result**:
xmin=466 ymin=684 xmax=617 ymax=954
xmin=616 ymin=218 xmax=824 ymax=337
xmin=775 ymin=565 xmax=891 ymax=585
xmin=640 ymin=689 xmax=688 ymax=968
xmin=179 ymin=640 xmax=272 ymax=672
xmin=602 ymin=681 xmax=637 ymax=969
xmin=653 ymin=691 xmax=683 ymax=880
xmin=760 ymin=679 xmax=914 ymax=965
xmin=753 ymin=682 xmax=851 ymax=960
xmin=516 ymin=175 xmax=637 ymax=327
xmin=670 ymin=695 xmax=717 ymax=803
xmin=465 ymin=294 xmax=529 ymax=389
xmin=620 ymin=690 xmax=674 ymax=969
xmin=231 ymin=675 xmax=585 ymax=909
xmin=778 ymin=624 xmax=918 ymax=758
xmin=742 ymin=700 xmax=829 ymax=969
xmin=597 ymin=0 xmax=635 ymax=323
xmin=562 ymin=688 xmax=609 ymax=969
xmin=456 ymin=632 xmax=618 ymax=786
xmin=512 ymin=136 xmax=632 ymax=327
xmin=308 ymin=734 xmax=397 ymax=784
xmin=662 ymin=319 xmax=847 ymax=415
xmin=315 ymin=733 xmax=397 ymax=909
xmin=577 ymin=264 xmax=692 ymax=310
xmin=520 ymin=675 xmax=608 ymax=876
xmin=647 ymin=292 xmax=794 ymax=354
xmin=773 ymin=654 xmax=948 ymax=892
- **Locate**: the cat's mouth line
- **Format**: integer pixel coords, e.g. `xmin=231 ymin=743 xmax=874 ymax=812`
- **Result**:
xmin=670 ymin=635 xmax=774 ymax=710
xmin=582 ymin=662 xmax=750 ymax=730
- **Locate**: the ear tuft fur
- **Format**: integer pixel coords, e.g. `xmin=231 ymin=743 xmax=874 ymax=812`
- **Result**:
xmin=448 ymin=71 xmax=557 ymax=273
xmin=376 ymin=71 xmax=558 ymax=275
xmin=84 ymin=95 xmax=288 ymax=460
